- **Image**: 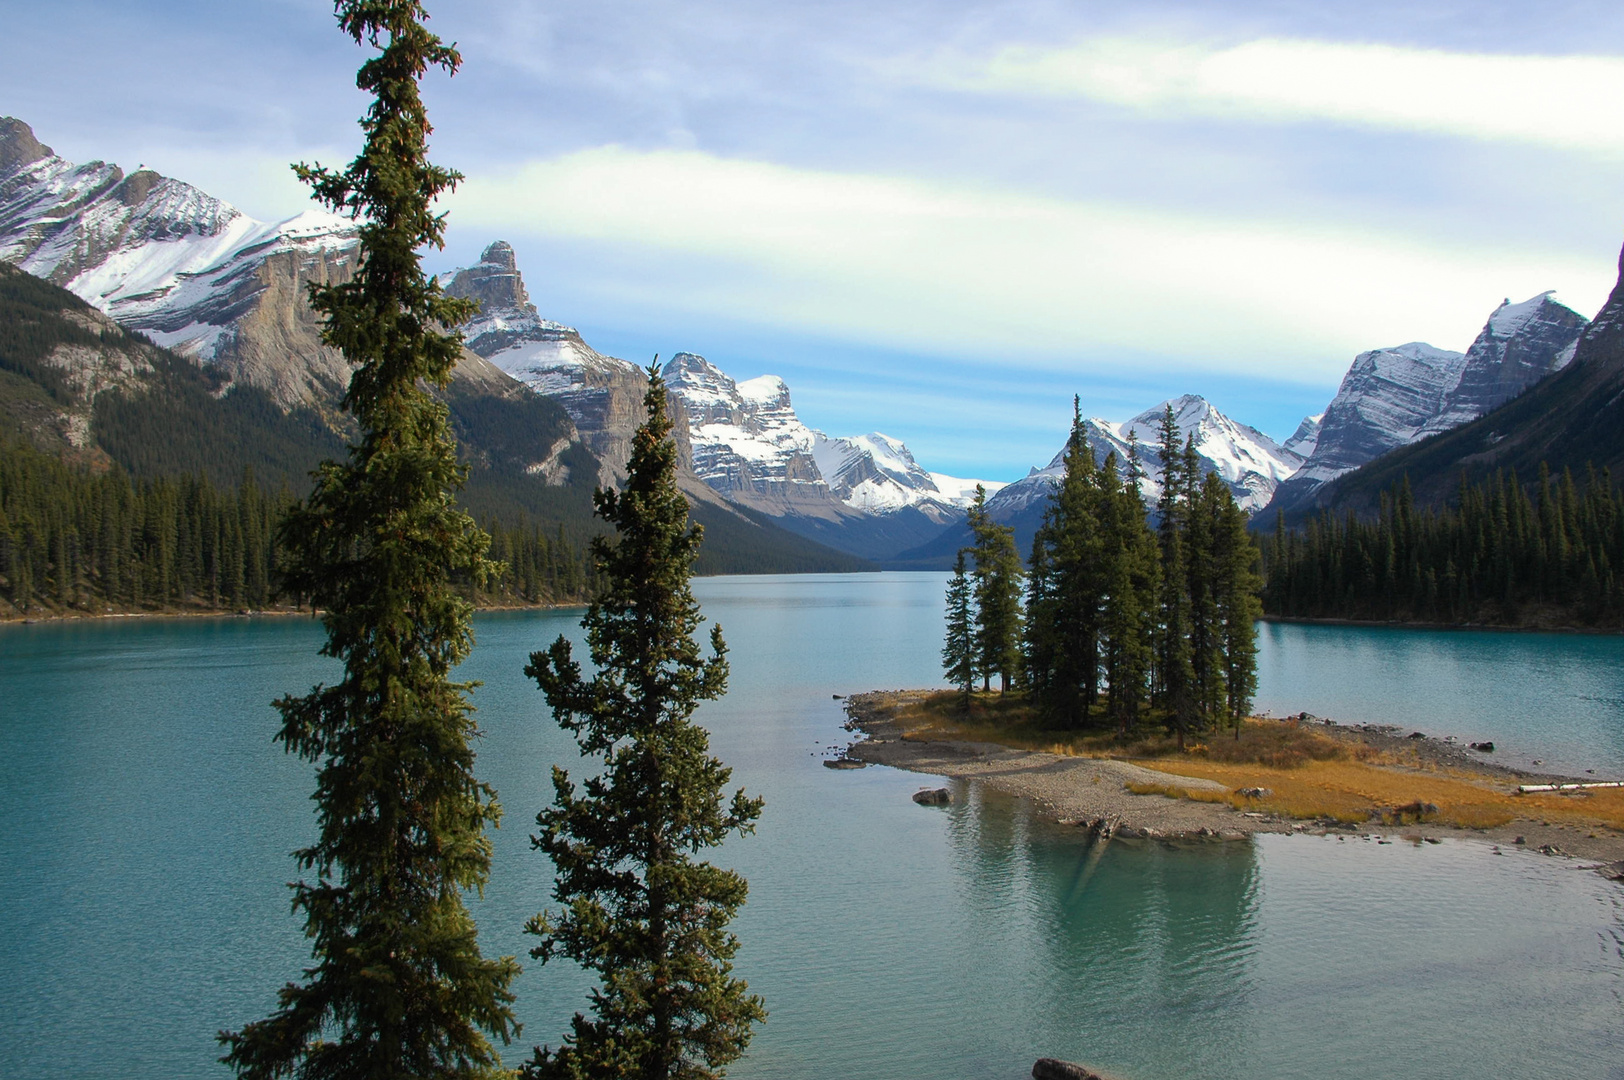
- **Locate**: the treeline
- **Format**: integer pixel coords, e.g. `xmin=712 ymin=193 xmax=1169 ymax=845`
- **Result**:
xmin=945 ymin=403 xmax=1262 ymax=741
xmin=1263 ymin=466 xmax=1624 ymax=628
xmin=0 ymin=437 xmax=597 ymax=617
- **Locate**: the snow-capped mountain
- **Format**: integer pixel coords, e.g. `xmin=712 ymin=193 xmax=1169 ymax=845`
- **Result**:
xmin=662 ymin=352 xmax=996 ymax=520
xmin=0 ymin=117 xmax=360 ymax=408
xmin=1286 ymin=341 xmax=1468 ymax=491
xmin=436 ymin=242 xmax=998 ymax=560
xmin=986 ymin=394 xmax=1302 ymax=521
xmin=442 ymin=241 xmax=646 ymax=482
xmin=1266 ymin=293 xmax=1587 ymax=516
xmin=1283 ymin=414 xmax=1323 ymax=459
xmin=811 ymin=432 xmax=987 ymax=513
xmin=1417 ymin=291 xmax=1587 ymax=437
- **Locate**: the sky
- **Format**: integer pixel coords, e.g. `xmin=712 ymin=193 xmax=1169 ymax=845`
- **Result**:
xmin=5 ymin=0 xmax=1624 ymax=481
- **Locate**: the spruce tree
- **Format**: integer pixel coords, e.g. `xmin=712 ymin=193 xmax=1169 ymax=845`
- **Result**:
xmin=1215 ymin=494 xmax=1262 ymax=734
xmin=967 ymin=485 xmax=1024 ymax=693
xmin=1100 ymin=445 xmax=1158 ymax=736
xmin=218 ymin=4 xmax=519 ymax=1078
xmin=525 ymin=367 xmax=765 ymax=1080
xmin=1025 ymin=402 xmax=1105 ymax=726
xmin=942 ymin=549 xmax=976 ymax=709
xmin=1153 ymin=406 xmax=1196 ymax=746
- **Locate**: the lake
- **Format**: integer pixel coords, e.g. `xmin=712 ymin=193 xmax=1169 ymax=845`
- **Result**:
xmin=2 ymin=573 xmax=1622 ymax=1080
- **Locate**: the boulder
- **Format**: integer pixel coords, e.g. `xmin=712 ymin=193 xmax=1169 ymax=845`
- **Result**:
xmin=1033 ymin=1059 xmax=1112 ymax=1080
xmin=1390 ymin=801 xmax=1440 ymax=821
xmin=1469 ymin=741 xmax=1495 ymax=752
xmin=912 ymin=787 xmax=952 ymax=806
xmin=1236 ymin=787 xmax=1274 ymax=799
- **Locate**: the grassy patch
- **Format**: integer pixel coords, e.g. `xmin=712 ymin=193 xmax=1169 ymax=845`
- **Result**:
xmin=873 ymin=690 xmax=1624 ymax=833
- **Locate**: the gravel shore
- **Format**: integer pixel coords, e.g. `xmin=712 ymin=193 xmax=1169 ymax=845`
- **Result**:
xmin=840 ymin=690 xmax=1624 ymax=868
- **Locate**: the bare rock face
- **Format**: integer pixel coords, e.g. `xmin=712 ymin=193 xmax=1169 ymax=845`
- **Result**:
xmin=0 ymin=260 xmax=155 ymax=460
xmin=1266 ymin=293 xmax=1588 ymax=517
xmin=0 ymin=116 xmax=365 ymax=411
xmin=662 ymin=351 xmax=841 ymax=515
xmin=444 ymin=241 xmax=648 ymax=484
xmin=1418 ymin=292 xmax=1588 ymax=437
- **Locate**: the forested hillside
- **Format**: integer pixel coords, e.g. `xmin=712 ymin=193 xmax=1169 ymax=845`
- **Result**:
xmin=0 ymin=261 xmax=868 ymax=617
xmin=0 ymin=436 xmax=598 ymax=617
xmin=1263 ymin=468 xmax=1624 ymax=629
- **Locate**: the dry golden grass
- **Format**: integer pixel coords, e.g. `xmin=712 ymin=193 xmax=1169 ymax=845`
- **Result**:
xmin=878 ymin=690 xmax=1624 ymax=833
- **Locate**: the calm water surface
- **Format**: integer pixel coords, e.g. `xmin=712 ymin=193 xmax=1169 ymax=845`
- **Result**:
xmin=1257 ymin=620 xmax=1624 ymax=777
xmin=2 ymin=573 xmax=1622 ymax=1080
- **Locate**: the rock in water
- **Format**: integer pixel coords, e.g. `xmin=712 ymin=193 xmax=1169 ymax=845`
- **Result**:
xmin=1033 ymin=1059 xmax=1117 ymax=1080
xmin=912 ymin=787 xmax=952 ymax=806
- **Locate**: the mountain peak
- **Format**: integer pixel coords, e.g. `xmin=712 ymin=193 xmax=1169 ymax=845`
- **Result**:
xmin=445 ymin=239 xmax=531 ymax=315
xmin=479 ymin=240 xmax=518 ymax=272
xmin=0 ymin=117 xmax=52 ymax=173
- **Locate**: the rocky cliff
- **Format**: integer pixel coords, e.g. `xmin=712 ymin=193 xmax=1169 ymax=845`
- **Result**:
xmin=1267 ymin=294 xmax=1587 ymax=517
xmin=1295 ymin=247 xmax=1624 ymax=516
xmin=444 ymin=241 xmax=651 ymax=484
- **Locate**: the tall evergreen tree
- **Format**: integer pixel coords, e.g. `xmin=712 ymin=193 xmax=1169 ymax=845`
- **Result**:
xmin=525 ymin=367 xmax=766 ymax=1080
xmin=1153 ymin=407 xmax=1197 ymax=747
xmin=218 ymin=4 xmax=519 ymax=1078
xmin=942 ymin=549 xmax=976 ymax=708
xmin=1025 ymin=402 xmax=1105 ymax=726
xmin=1186 ymin=465 xmax=1229 ymax=727
xmin=968 ymin=485 xmax=1024 ymax=693
xmin=1215 ymin=494 xmax=1262 ymax=734
xmin=1099 ymin=446 xmax=1159 ymax=736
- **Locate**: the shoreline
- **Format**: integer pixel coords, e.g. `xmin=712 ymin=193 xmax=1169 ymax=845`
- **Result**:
xmin=0 ymin=598 xmax=587 ymax=626
xmin=841 ymin=690 xmax=1624 ymax=868
xmin=1259 ymin=613 xmax=1624 ymax=636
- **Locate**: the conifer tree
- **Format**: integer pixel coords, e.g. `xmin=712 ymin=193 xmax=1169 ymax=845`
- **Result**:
xmin=1215 ymin=494 xmax=1262 ymax=734
xmin=1025 ymin=402 xmax=1105 ymax=725
xmin=967 ymin=485 xmax=1024 ymax=693
xmin=1186 ymin=466 xmax=1228 ymax=727
xmin=525 ymin=367 xmax=765 ymax=1080
xmin=1153 ymin=406 xmax=1196 ymax=746
xmin=942 ymin=549 xmax=976 ymax=709
xmin=218 ymin=4 xmax=519 ymax=1078
xmin=1099 ymin=445 xmax=1159 ymax=735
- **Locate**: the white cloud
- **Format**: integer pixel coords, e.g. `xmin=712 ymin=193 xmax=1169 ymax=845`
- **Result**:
xmin=948 ymin=37 xmax=1624 ymax=153
xmin=450 ymin=146 xmax=1607 ymax=381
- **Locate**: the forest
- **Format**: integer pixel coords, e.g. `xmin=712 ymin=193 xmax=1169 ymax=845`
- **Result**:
xmin=1262 ymin=466 xmax=1624 ymax=629
xmin=0 ymin=436 xmax=597 ymax=617
xmin=946 ymin=403 xmax=1263 ymax=742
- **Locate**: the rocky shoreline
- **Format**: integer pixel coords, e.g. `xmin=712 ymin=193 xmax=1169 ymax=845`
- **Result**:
xmin=840 ymin=690 xmax=1624 ymax=868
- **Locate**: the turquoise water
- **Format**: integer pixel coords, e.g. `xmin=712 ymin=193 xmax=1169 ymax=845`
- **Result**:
xmin=1257 ymin=619 xmax=1624 ymax=777
xmin=2 ymin=573 xmax=1622 ymax=1080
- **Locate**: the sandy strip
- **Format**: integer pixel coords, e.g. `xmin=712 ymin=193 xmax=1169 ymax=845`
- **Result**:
xmin=841 ymin=690 xmax=1624 ymax=868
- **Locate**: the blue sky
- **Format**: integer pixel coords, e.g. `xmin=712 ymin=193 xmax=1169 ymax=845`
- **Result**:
xmin=6 ymin=0 xmax=1624 ymax=480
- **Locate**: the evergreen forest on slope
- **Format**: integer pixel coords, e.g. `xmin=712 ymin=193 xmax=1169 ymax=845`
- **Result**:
xmin=0 ymin=262 xmax=866 ymax=617
xmin=1263 ymin=468 xmax=1624 ymax=629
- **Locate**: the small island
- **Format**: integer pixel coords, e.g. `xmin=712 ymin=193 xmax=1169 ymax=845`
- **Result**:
xmin=841 ymin=688 xmax=1624 ymax=867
